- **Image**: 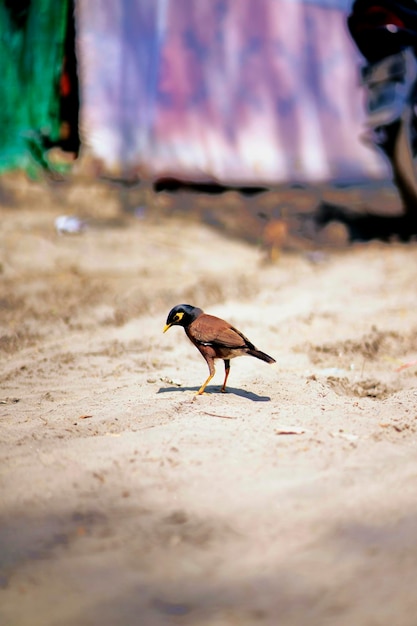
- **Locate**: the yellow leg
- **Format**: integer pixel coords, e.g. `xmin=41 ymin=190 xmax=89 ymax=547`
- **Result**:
xmin=196 ymin=358 xmax=215 ymax=395
xmin=197 ymin=372 xmax=215 ymax=395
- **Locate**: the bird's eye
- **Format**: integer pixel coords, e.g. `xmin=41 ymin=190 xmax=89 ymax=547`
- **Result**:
xmin=173 ymin=311 xmax=184 ymax=323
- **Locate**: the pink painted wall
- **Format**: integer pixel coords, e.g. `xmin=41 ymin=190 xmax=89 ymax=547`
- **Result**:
xmin=77 ymin=0 xmax=388 ymax=183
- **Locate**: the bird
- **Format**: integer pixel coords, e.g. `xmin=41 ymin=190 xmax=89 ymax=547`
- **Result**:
xmin=163 ymin=304 xmax=276 ymax=395
xmin=260 ymin=206 xmax=289 ymax=262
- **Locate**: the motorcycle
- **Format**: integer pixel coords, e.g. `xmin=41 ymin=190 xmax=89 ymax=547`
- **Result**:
xmin=348 ymin=0 xmax=417 ymax=219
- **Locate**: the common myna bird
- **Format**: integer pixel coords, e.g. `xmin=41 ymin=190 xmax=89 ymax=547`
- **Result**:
xmin=163 ymin=304 xmax=276 ymax=394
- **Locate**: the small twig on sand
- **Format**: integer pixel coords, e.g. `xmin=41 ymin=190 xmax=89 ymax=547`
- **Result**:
xmin=202 ymin=411 xmax=237 ymax=420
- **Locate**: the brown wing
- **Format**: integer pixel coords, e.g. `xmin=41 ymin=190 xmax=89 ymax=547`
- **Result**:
xmin=190 ymin=314 xmax=255 ymax=349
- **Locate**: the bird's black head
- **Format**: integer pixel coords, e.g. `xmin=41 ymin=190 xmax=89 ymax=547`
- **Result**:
xmin=163 ymin=304 xmax=203 ymax=332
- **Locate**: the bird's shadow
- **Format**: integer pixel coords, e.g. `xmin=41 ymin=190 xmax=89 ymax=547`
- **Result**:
xmin=157 ymin=385 xmax=271 ymax=402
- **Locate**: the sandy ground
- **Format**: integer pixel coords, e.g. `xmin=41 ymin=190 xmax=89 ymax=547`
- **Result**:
xmin=1 ymin=178 xmax=417 ymax=626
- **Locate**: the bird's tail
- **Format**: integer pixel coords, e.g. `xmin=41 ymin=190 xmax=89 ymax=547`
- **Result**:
xmin=248 ymin=349 xmax=276 ymax=364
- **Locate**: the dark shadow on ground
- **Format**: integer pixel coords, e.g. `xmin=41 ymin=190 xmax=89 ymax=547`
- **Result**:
xmin=157 ymin=385 xmax=271 ymax=401
xmin=311 ymin=200 xmax=417 ymax=242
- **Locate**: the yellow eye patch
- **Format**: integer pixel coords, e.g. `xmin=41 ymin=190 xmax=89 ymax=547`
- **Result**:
xmin=163 ymin=310 xmax=185 ymax=333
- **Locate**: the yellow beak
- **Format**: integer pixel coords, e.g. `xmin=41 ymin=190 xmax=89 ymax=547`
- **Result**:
xmin=163 ymin=323 xmax=171 ymax=333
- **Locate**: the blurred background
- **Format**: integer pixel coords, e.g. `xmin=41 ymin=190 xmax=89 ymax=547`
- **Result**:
xmin=1 ymin=0 xmax=417 ymax=245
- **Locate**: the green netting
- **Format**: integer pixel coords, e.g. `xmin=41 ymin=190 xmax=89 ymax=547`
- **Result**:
xmin=0 ymin=0 xmax=68 ymax=175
